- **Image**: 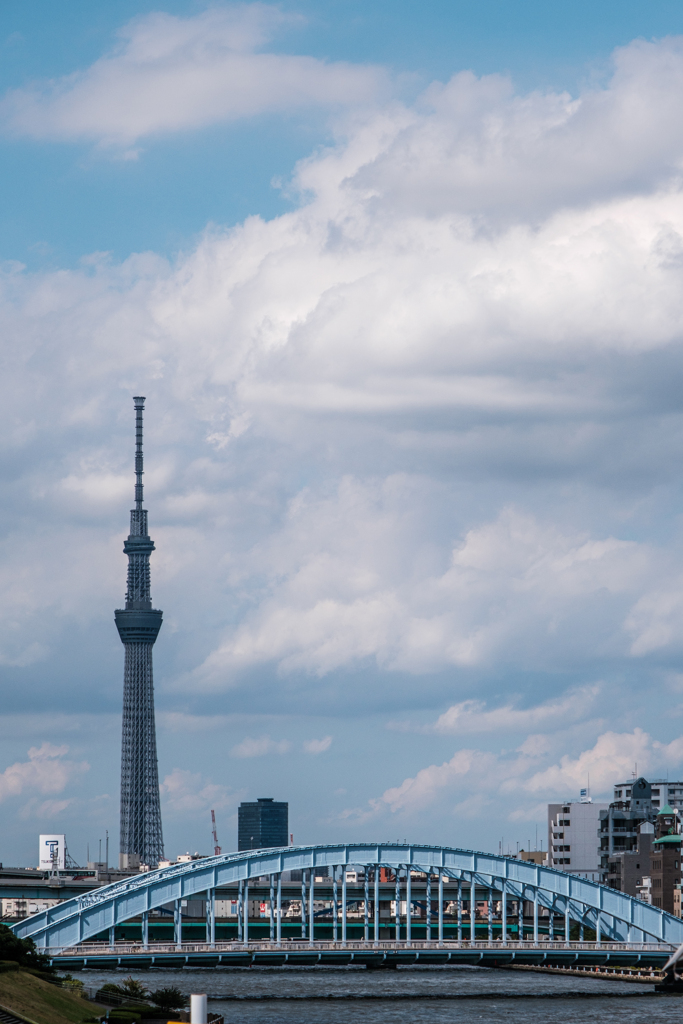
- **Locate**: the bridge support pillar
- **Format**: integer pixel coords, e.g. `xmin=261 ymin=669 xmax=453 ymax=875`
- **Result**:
xmin=364 ymin=869 xmax=369 ymax=942
xmin=109 ymin=924 xmax=115 ymax=948
xmin=488 ymin=885 xmax=493 ymax=942
xmin=406 ymin=868 xmax=411 ymax=946
xmin=333 ymin=867 xmax=338 ymax=942
xmin=309 ymin=870 xmax=315 ymax=946
xmin=533 ymin=891 xmax=538 ymax=945
xmin=276 ymin=873 xmax=282 ymax=946
xmin=174 ymin=898 xmax=182 ymax=948
xmin=302 ymin=870 xmax=307 ymax=941
xmin=207 ymin=889 xmax=215 ymax=948
xmin=142 ymin=911 xmax=148 ymax=949
xmin=244 ymin=880 xmax=249 ymax=945
xmin=426 ymin=869 xmax=432 ymax=941
xmin=518 ymin=891 xmax=523 ymax=941
xmin=374 ymin=866 xmax=379 ymax=946
xmin=394 ymin=867 xmax=401 ymax=942
xmin=457 ymin=879 xmax=462 ymax=942
xmin=342 ymin=866 xmax=347 ymax=946
xmin=438 ymin=873 xmax=443 ymax=946
xmin=564 ymin=897 xmax=569 ymax=943
xmin=470 ymin=876 xmax=476 ymax=945
xmin=501 ymin=883 xmax=507 ymax=943
xmin=270 ymin=875 xmax=275 ymax=943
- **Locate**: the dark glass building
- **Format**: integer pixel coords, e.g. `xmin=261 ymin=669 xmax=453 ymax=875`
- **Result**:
xmin=238 ymin=798 xmax=288 ymax=851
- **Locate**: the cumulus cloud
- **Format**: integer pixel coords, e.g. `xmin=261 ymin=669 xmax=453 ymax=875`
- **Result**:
xmin=230 ymin=735 xmax=292 ymax=757
xmin=360 ymin=727 xmax=680 ymax=823
xmin=196 ymin=499 xmax=658 ymax=679
xmin=159 ymin=767 xmax=236 ymax=814
xmin=0 ymin=6 xmax=386 ymax=149
xmin=0 ymin=744 xmax=89 ymax=804
xmin=303 ymin=735 xmax=332 ymax=754
xmin=5 ymin=32 xmax=683 ymax=856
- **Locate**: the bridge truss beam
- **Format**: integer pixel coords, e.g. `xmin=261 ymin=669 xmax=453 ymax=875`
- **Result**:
xmin=10 ymin=843 xmax=683 ymax=951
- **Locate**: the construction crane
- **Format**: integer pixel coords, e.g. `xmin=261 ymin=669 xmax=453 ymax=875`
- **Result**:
xmin=210 ymin=810 xmax=221 ymax=856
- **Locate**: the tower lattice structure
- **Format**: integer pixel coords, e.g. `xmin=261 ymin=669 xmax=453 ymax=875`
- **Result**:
xmin=115 ymin=397 xmax=164 ymax=868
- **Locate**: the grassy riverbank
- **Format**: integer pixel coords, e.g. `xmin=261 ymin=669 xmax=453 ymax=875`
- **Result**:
xmin=0 ymin=964 xmax=103 ymax=1024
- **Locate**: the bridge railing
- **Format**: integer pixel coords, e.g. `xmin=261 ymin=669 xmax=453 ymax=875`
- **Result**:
xmin=43 ymin=938 xmax=676 ymax=957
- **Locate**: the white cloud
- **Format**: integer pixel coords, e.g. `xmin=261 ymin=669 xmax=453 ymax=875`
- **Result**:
xmin=19 ymin=798 xmax=75 ymax=821
xmin=196 ymin=499 xmax=657 ymax=679
xmin=0 ymin=744 xmax=89 ymax=804
xmin=0 ymin=6 xmax=386 ymax=149
xmin=230 ymin=734 xmax=292 ymax=757
xmin=427 ymin=687 xmax=600 ymax=735
xmin=159 ymin=767 xmax=236 ymax=814
xmin=303 ymin=735 xmax=332 ymax=754
xmin=7 ymin=33 xmax=683 ymax=861
xmin=359 ymin=727 xmax=681 ymax=823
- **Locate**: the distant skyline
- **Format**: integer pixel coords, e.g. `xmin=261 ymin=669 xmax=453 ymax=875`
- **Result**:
xmin=3 ymin=2 xmax=683 ymax=867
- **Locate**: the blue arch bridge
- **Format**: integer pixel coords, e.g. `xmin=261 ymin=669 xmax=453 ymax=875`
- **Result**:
xmin=10 ymin=844 xmax=683 ymax=976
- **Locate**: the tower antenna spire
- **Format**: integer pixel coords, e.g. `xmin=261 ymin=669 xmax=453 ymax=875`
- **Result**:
xmin=133 ymin=396 xmax=145 ymax=511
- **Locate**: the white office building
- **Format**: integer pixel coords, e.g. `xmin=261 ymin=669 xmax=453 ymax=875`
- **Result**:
xmin=548 ymin=797 xmax=608 ymax=881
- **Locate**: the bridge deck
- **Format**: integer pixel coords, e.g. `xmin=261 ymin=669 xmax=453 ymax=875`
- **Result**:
xmin=46 ymin=939 xmax=674 ymax=971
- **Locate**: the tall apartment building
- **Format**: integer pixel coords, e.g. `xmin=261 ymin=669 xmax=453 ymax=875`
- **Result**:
xmin=598 ymin=776 xmax=683 ymax=881
xmin=606 ymin=821 xmax=654 ymax=895
xmin=548 ymin=797 xmax=607 ymax=880
xmin=238 ymin=797 xmax=288 ymax=852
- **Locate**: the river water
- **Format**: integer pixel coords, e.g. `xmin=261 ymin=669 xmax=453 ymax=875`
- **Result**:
xmin=67 ymin=964 xmax=682 ymax=1022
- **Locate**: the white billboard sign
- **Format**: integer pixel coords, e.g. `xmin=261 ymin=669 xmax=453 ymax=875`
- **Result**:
xmin=39 ymin=834 xmax=66 ymax=871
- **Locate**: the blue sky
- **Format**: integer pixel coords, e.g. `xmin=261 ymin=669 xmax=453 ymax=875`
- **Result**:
xmin=3 ymin=0 xmax=683 ymax=267
xmin=3 ymin=1 xmax=683 ymax=867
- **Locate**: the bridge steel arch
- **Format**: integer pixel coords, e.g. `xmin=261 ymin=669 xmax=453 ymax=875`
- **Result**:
xmin=11 ymin=843 xmax=683 ymax=950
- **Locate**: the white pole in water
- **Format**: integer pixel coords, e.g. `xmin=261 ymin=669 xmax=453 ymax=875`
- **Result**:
xmin=190 ymin=993 xmax=207 ymax=1023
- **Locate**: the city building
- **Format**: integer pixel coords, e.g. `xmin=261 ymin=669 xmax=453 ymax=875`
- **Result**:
xmin=650 ymin=805 xmax=682 ymax=914
xmin=606 ymin=821 xmax=654 ymax=895
xmin=548 ymin=796 xmax=607 ymax=880
xmin=116 ymin=397 xmax=165 ymax=869
xmin=238 ymin=798 xmax=288 ymax=851
xmin=1 ymin=898 xmax=62 ymax=920
xmin=517 ymin=851 xmax=547 ymax=866
xmin=612 ymin=778 xmax=683 ymax=812
xmin=597 ymin=776 xmax=683 ymax=881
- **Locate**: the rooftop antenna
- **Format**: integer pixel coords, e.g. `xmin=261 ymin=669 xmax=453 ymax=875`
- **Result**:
xmin=211 ymin=810 xmax=221 ymax=856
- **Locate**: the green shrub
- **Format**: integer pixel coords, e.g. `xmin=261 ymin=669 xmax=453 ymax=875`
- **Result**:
xmin=149 ymin=986 xmax=187 ymax=1011
xmin=119 ymin=976 xmax=149 ymax=999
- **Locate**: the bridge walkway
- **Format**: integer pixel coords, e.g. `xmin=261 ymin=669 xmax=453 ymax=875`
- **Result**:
xmin=45 ymin=938 xmax=675 ymax=971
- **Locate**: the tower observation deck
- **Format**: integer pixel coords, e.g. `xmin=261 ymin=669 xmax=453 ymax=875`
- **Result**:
xmin=115 ymin=397 xmax=164 ymax=869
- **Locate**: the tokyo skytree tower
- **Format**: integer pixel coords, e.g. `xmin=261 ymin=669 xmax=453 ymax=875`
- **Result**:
xmin=115 ymin=397 xmax=164 ymax=869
